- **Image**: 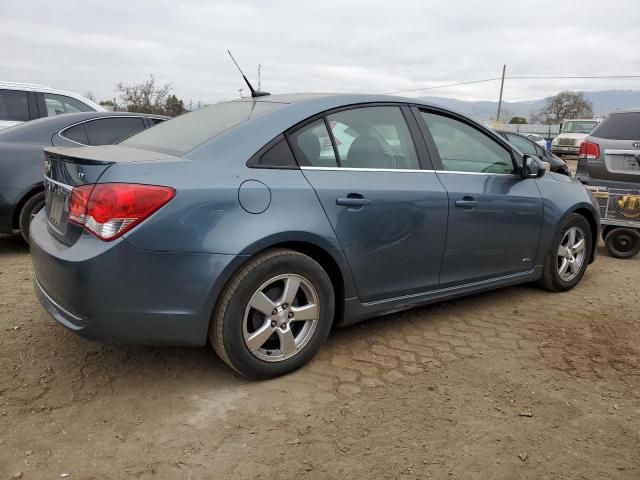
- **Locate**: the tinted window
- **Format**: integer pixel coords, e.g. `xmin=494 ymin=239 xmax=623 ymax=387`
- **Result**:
xmin=0 ymin=89 xmax=29 ymax=121
xmin=591 ymin=112 xmax=640 ymax=140
xmin=84 ymin=117 xmax=146 ymax=145
xmin=422 ymin=112 xmax=513 ymax=174
xmin=122 ymin=101 xmax=283 ymax=155
xmin=505 ymin=133 xmax=537 ymax=156
xmin=44 ymin=93 xmax=94 ymax=116
xmin=148 ymin=117 xmax=166 ymax=125
xmin=250 ymin=137 xmax=297 ymax=168
xmin=61 ymin=124 xmax=89 ymax=144
xmin=290 ymin=119 xmax=338 ymax=167
xmin=327 ymin=107 xmax=419 ymax=169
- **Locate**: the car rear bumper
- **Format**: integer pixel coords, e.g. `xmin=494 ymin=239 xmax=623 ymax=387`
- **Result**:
xmin=552 ymin=146 xmax=580 ymax=155
xmin=30 ymin=211 xmax=240 ymax=346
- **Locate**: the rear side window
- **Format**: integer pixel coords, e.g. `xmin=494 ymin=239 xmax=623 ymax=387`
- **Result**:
xmin=122 ymin=101 xmax=283 ymax=156
xmin=0 ymin=89 xmax=29 ymax=121
xmin=289 ymin=119 xmax=338 ymax=167
xmin=248 ymin=137 xmax=297 ymax=168
xmin=44 ymin=93 xmax=94 ymax=116
xmin=62 ymin=124 xmax=89 ymax=144
xmin=505 ymin=133 xmax=537 ymax=156
xmin=84 ymin=117 xmax=146 ymax=145
xmin=591 ymin=112 xmax=640 ymax=140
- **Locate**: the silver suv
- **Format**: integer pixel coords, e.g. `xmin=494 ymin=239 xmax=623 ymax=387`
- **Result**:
xmin=0 ymin=82 xmax=104 ymax=130
xmin=576 ymin=109 xmax=640 ymax=189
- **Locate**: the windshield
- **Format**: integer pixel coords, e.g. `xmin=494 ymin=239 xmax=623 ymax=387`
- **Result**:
xmin=562 ymin=121 xmax=598 ymax=134
xmin=121 ymin=100 xmax=284 ymax=155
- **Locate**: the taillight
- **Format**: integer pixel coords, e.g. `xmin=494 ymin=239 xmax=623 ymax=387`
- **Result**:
xmin=68 ymin=183 xmax=175 ymax=241
xmin=579 ymin=141 xmax=600 ymax=160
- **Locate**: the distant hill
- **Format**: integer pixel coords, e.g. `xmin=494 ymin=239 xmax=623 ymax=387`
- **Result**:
xmin=419 ymin=90 xmax=640 ymax=122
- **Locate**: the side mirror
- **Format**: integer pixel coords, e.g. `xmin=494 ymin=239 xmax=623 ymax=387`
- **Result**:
xmin=521 ymin=154 xmax=546 ymax=179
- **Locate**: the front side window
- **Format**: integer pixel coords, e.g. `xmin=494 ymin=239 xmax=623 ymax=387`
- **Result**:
xmin=44 ymin=93 xmax=94 ymax=116
xmin=422 ymin=112 xmax=513 ymax=174
xmin=327 ymin=106 xmax=420 ymax=169
xmin=84 ymin=117 xmax=146 ymax=145
xmin=0 ymin=89 xmax=29 ymax=121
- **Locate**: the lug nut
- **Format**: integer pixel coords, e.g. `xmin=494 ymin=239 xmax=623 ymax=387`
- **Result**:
xmin=282 ymin=303 xmax=288 ymax=309
xmin=280 ymin=323 xmax=287 ymax=330
xmin=272 ymin=309 xmax=278 ymax=315
xmin=288 ymin=312 xmax=294 ymax=318
xmin=270 ymin=320 xmax=277 ymax=327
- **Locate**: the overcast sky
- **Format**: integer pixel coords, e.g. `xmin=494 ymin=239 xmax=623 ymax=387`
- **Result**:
xmin=2 ymin=0 xmax=640 ymax=105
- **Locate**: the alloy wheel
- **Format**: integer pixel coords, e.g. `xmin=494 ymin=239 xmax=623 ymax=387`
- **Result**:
xmin=557 ymin=227 xmax=587 ymax=282
xmin=242 ymin=274 xmax=320 ymax=362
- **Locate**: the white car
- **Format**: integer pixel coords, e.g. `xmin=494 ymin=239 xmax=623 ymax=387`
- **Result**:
xmin=524 ymin=133 xmax=547 ymax=149
xmin=0 ymin=82 xmax=104 ymax=130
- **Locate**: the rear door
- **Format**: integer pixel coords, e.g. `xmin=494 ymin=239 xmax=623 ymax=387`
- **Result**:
xmin=416 ymin=108 xmax=544 ymax=286
xmin=588 ymin=112 xmax=640 ymax=183
xmin=290 ymin=104 xmax=448 ymax=303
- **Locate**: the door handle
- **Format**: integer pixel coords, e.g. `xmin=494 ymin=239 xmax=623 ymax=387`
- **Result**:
xmin=455 ymin=197 xmax=477 ymax=209
xmin=336 ymin=194 xmax=370 ymax=207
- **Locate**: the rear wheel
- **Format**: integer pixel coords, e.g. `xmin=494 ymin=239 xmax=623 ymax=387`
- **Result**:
xmin=210 ymin=249 xmax=334 ymax=379
xmin=538 ymin=213 xmax=592 ymax=292
xmin=18 ymin=191 xmax=45 ymax=243
xmin=605 ymin=227 xmax=640 ymax=259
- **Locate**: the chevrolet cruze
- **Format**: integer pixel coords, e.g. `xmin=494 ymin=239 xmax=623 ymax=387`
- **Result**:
xmin=30 ymin=93 xmax=599 ymax=378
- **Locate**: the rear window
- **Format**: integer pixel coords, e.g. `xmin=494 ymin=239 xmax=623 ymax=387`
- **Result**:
xmin=591 ymin=112 xmax=640 ymax=140
xmin=121 ymin=100 xmax=283 ymax=155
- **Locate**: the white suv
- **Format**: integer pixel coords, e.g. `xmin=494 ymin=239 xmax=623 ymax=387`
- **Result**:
xmin=0 ymin=82 xmax=104 ymax=130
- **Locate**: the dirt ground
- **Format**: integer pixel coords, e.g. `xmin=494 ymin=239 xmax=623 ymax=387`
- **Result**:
xmin=0 ymin=233 xmax=638 ymax=480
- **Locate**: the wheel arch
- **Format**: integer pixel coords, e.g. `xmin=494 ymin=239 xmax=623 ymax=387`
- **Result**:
xmin=569 ymin=205 xmax=599 ymax=263
xmin=12 ymin=184 xmax=44 ymax=229
xmin=202 ymin=233 xmax=355 ymax=343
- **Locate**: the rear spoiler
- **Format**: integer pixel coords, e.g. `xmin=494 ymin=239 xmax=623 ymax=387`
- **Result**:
xmin=44 ymin=145 xmax=179 ymax=165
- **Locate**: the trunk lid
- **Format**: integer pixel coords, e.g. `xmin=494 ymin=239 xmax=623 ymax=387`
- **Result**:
xmin=42 ymin=145 xmax=178 ymax=245
xmin=589 ymin=137 xmax=640 ymax=183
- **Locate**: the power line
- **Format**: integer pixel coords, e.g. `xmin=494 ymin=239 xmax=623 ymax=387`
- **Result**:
xmin=385 ymin=74 xmax=640 ymax=95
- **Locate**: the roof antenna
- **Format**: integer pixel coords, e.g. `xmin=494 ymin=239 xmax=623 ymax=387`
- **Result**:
xmin=227 ymin=50 xmax=270 ymax=98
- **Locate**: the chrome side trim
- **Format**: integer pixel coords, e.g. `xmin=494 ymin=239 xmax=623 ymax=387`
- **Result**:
xmin=435 ymin=170 xmax=517 ymax=177
xmin=44 ymin=175 xmax=73 ymax=191
xmin=604 ymin=149 xmax=640 ymax=156
xmin=300 ymin=166 xmax=435 ymax=173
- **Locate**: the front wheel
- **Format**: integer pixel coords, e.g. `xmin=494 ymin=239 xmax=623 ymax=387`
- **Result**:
xmin=210 ymin=249 xmax=335 ymax=379
xmin=538 ymin=213 xmax=592 ymax=292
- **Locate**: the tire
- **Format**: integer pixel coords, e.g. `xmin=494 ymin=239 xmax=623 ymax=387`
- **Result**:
xmin=605 ymin=228 xmax=640 ymax=259
xmin=18 ymin=191 xmax=45 ymax=243
xmin=538 ymin=213 xmax=592 ymax=292
xmin=210 ymin=249 xmax=335 ymax=379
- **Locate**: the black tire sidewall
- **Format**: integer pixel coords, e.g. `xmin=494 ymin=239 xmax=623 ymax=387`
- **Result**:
xmin=605 ymin=228 xmax=640 ymax=259
xmin=543 ymin=214 xmax=592 ymax=291
xmin=19 ymin=191 xmax=45 ymax=242
xmin=219 ymin=252 xmax=334 ymax=379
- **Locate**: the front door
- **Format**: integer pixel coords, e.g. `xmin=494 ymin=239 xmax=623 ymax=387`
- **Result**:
xmin=289 ymin=105 xmax=448 ymax=302
xmin=417 ymin=109 xmax=544 ymax=286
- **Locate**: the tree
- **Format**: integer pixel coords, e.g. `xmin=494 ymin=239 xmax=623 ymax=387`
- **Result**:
xmin=99 ymin=99 xmax=114 ymax=107
xmin=509 ymin=116 xmax=527 ymax=124
xmin=539 ymin=91 xmax=593 ymax=123
xmin=116 ymin=75 xmax=172 ymax=114
xmin=164 ymin=94 xmax=186 ymax=117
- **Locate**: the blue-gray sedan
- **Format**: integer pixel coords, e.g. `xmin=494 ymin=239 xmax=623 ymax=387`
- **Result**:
xmin=30 ymin=93 xmax=600 ymax=378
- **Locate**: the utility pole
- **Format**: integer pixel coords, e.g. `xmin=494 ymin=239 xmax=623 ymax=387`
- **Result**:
xmin=496 ymin=64 xmax=506 ymax=125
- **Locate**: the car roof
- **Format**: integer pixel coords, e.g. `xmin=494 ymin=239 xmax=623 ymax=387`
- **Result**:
xmin=607 ymin=108 xmax=640 ymax=114
xmin=0 ymin=111 xmax=168 ymax=144
xmin=232 ymin=92 xmax=444 ymax=108
xmin=0 ymin=81 xmax=106 ymax=112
